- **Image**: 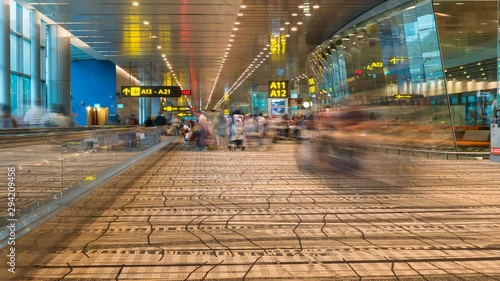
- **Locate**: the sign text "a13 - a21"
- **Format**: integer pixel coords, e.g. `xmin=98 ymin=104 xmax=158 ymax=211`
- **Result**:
xmin=121 ymin=86 xmax=182 ymax=98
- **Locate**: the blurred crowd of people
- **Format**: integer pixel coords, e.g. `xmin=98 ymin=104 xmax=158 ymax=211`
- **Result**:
xmin=178 ymin=108 xmax=317 ymax=152
xmin=0 ymin=101 xmax=72 ymax=129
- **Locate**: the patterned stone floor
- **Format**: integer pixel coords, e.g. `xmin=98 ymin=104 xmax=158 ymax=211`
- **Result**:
xmin=1 ymin=140 xmax=500 ymax=280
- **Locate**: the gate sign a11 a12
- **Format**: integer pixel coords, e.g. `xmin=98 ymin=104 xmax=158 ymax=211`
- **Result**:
xmin=268 ymin=80 xmax=289 ymax=98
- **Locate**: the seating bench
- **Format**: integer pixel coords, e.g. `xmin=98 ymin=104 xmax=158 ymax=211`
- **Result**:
xmin=456 ymin=129 xmax=490 ymax=147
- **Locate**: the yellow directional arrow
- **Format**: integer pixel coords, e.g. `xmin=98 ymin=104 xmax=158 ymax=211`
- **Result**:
xmin=122 ymin=88 xmax=131 ymax=96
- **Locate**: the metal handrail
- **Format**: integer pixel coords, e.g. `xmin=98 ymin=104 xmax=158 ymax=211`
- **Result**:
xmin=367 ymin=145 xmax=490 ymax=160
xmin=0 ymin=126 xmax=168 ymax=148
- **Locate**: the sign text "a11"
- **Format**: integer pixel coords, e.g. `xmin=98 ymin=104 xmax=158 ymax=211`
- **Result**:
xmin=268 ymin=80 xmax=289 ymax=98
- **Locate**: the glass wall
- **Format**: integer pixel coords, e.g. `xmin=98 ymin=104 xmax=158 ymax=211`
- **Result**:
xmin=434 ymin=0 xmax=497 ymax=126
xmin=9 ymin=0 xmax=36 ymax=120
xmin=306 ymin=0 xmax=497 ymax=151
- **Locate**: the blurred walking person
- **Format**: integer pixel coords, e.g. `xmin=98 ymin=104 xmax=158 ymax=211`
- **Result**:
xmin=212 ymin=111 xmax=228 ymax=150
xmin=23 ymin=99 xmax=46 ymax=127
xmin=228 ymin=109 xmax=245 ymax=150
xmin=41 ymin=104 xmax=71 ymax=127
xmin=0 ymin=104 xmax=18 ymax=128
xmin=193 ymin=110 xmax=208 ymax=151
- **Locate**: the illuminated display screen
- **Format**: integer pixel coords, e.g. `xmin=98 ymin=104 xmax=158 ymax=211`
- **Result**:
xmin=271 ymin=107 xmax=285 ymax=115
xmin=271 ymin=99 xmax=285 ymax=107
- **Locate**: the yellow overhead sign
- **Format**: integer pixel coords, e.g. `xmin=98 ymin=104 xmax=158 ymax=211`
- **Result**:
xmin=270 ymin=34 xmax=286 ymax=55
xmin=308 ymin=78 xmax=316 ymax=94
xmin=121 ymin=86 xmax=182 ymax=97
xmin=162 ymin=106 xmax=191 ymax=112
xmin=268 ymin=80 xmax=289 ymax=98
xmin=366 ymin=61 xmax=383 ymax=70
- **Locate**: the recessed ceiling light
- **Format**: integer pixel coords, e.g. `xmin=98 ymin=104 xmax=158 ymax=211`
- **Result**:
xmin=305 ymin=13 xmax=311 ymax=16
xmin=235 ymin=22 xmax=240 ymax=25
xmin=233 ymin=27 xmax=238 ymax=31
xmin=297 ymin=22 xmax=303 ymax=25
xmin=240 ymin=5 xmax=246 ymax=8
xmin=157 ymin=46 xmax=162 ymax=49
xmin=132 ymin=1 xmax=139 ymax=6
xmin=298 ymin=5 xmax=304 ymax=8
xmin=285 ymin=22 xmax=290 ymax=25
xmin=313 ymin=5 xmax=320 ymax=9
xmin=144 ymin=21 xmax=149 ymax=25
xmin=291 ymin=27 xmax=298 ymax=31
xmin=280 ymin=27 xmax=285 ymax=31
xmin=292 ymin=13 xmax=298 ymax=16
xmin=238 ymin=13 xmax=243 ymax=16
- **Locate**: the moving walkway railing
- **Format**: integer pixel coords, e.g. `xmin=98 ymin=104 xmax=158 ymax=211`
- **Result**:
xmin=0 ymin=126 xmax=173 ymax=246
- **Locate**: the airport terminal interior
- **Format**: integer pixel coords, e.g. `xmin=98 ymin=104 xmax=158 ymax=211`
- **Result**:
xmin=1 ymin=0 xmax=500 ymax=280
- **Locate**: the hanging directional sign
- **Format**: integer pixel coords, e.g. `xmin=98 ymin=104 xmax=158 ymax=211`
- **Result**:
xmin=162 ymin=106 xmax=191 ymax=112
xmin=268 ymin=80 xmax=289 ymax=98
xmin=121 ymin=86 xmax=182 ymax=98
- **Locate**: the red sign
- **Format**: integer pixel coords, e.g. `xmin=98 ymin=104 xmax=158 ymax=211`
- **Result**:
xmin=491 ymin=147 xmax=500 ymax=155
xmin=181 ymin=90 xmax=192 ymax=96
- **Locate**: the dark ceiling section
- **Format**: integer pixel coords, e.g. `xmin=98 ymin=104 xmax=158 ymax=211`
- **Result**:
xmin=23 ymin=0 xmax=385 ymax=109
xmin=305 ymin=0 xmax=386 ymax=45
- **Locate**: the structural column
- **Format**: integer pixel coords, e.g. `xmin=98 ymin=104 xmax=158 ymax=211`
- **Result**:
xmin=0 ymin=0 xmax=10 ymax=105
xmin=47 ymin=24 xmax=71 ymax=115
xmin=30 ymin=9 xmax=41 ymax=105
xmin=138 ymin=97 xmax=152 ymax=124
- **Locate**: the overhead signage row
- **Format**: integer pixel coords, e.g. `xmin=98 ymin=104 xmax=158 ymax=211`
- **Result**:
xmin=121 ymin=86 xmax=182 ymax=98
